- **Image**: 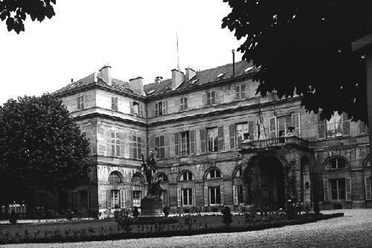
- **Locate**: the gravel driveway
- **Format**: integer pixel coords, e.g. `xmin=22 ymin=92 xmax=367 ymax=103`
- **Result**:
xmin=3 ymin=209 xmax=372 ymax=248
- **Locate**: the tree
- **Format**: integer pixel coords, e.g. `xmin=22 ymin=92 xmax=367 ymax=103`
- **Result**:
xmin=0 ymin=94 xmax=91 ymax=204
xmin=222 ymin=0 xmax=372 ymax=122
xmin=0 ymin=0 xmax=56 ymax=33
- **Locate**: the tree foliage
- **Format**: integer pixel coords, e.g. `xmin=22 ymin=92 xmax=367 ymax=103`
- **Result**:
xmin=0 ymin=0 xmax=56 ymax=33
xmin=0 ymin=94 xmax=91 ymax=202
xmin=222 ymin=0 xmax=372 ymax=122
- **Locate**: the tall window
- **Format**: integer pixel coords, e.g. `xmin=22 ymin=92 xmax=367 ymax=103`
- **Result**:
xmin=229 ymin=122 xmax=254 ymax=149
xmin=110 ymin=132 xmax=121 ymax=157
xmin=359 ymin=121 xmax=368 ymax=134
xmin=131 ymin=135 xmax=142 ymax=159
xmin=318 ymin=112 xmax=350 ymax=139
xmin=209 ymin=186 xmax=221 ymax=205
xmin=182 ymin=188 xmax=193 ymax=206
xmin=132 ymin=191 xmax=142 ymax=207
xmin=180 ymin=96 xmax=188 ymax=111
xmin=155 ymin=135 xmax=165 ymax=159
xmin=111 ymin=190 xmax=120 ymax=208
xmin=233 ymin=185 xmax=244 ymax=205
xmin=236 ymin=123 xmax=248 ymax=148
xmin=206 ymin=91 xmax=216 ymax=105
xmin=155 ymin=101 xmax=167 ymax=116
xmin=207 ymin=128 xmax=218 ymax=152
xmin=77 ymin=95 xmax=85 ymax=110
xmin=180 ymin=131 xmax=190 ymax=155
xmin=329 ymin=179 xmax=346 ymax=200
xmin=111 ymin=96 xmax=118 ymax=111
xmin=235 ymin=84 xmax=246 ymax=100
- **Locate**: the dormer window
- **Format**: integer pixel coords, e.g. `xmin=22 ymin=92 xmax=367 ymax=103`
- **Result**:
xmin=217 ymin=73 xmax=224 ymax=79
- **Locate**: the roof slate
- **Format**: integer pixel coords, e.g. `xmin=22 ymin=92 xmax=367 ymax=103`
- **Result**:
xmin=55 ymin=60 xmax=255 ymax=97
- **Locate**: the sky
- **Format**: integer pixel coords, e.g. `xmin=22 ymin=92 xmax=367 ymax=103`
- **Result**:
xmin=0 ymin=0 xmax=242 ymax=104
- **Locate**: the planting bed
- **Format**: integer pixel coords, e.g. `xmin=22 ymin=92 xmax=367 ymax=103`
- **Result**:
xmin=0 ymin=212 xmax=344 ymax=244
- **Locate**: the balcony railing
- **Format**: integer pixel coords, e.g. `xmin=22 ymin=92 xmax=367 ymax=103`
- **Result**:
xmin=242 ymin=136 xmax=309 ymax=150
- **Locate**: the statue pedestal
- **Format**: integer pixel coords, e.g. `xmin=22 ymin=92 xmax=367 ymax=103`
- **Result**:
xmin=140 ymin=199 xmax=164 ymax=218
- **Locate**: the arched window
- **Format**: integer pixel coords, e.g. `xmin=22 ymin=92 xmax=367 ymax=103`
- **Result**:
xmin=326 ymin=157 xmax=346 ymax=170
xmin=156 ymin=173 xmax=168 ymax=182
xmin=206 ymin=168 xmax=222 ymax=179
xmin=109 ymin=171 xmax=123 ymax=184
xmin=235 ymin=167 xmax=243 ymax=177
xmin=179 ymin=171 xmax=194 ymax=181
xmin=131 ymin=173 xmax=143 ymax=183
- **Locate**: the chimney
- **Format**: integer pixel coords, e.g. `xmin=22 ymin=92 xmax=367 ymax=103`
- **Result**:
xmin=99 ymin=64 xmax=112 ymax=86
xmin=129 ymin=77 xmax=144 ymax=96
xmin=155 ymin=76 xmax=163 ymax=84
xmin=171 ymin=69 xmax=184 ymax=89
xmin=185 ymin=67 xmax=196 ymax=81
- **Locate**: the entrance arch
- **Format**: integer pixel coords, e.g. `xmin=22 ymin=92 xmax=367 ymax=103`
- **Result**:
xmin=246 ymin=156 xmax=286 ymax=209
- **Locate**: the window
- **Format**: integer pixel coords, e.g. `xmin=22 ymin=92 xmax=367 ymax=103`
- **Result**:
xmin=229 ymin=122 xmax=254 ymax=149
xmin=318 ymin=112 xmax=350 ymax=139
xmin=182 ymin=188 xmax=193 ymax=206
xmin=132 ymin=191 xmax=142 ymax=207
xmin=111 ymin=190 xmax=120 ymax=208
xmin=329 ymin=179 xmax=346 ymax=200
xmin=155 ymin=135 xmax=165 ymax=158
xmin=235 ymin=84 xmax=246 ymax=100
xmin=111 ymin=96 xmax=118 ymax=111
xmin=271 ymin=113 xmax=300 ymax=139
xmin=180 ymin=131 xmax=190 ymax=155
xmin=365 ymin=176 xmax=371 ymax=200
xmin=326 ymin=157 xmax=346 ymax=170
xmin=77 ymin=95 xmax=85 ymax=110
xmin=233 ymin=185 xmax=244 ymax=205
xmin=209 ymin=186 xmax=221 ymax=205
xmin=109 ymin=171 xmax=122 ymax=184
xmin=180 ymin=171 xmax=193 ymax=181
xmin=155 ymin=101 xmax=167 ymax=116
xmin=131 ymin=135 xmax=142 ymax=159
xmin=110 ymin=132 xmax=121 ymax=157
xmin=359 ymin=121 xmax=368 ymax=134
xmin=207 ymin=128 xmax=218 ymax=152
xmin=78 ymin=190 xmax=88 ymax=209
xmin=207 ymin=91 xmax=216 ymax=105
xmin=207 ymin=168 xmax=222 ymax=179
xmin=180 ymin=96 xmax=188 ymax=111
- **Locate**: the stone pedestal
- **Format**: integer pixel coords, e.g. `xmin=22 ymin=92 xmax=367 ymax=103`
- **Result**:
xmin=140 ymin=199 xmax=164 ymax=218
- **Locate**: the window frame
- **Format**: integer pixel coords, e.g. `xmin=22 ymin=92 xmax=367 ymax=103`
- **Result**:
xmin=206 ymin=91 xmax=216 ymax=106
xmin=180 ymin=96 xmax=188 ymax=111
xmin=77 ymin=95 xmax=85 ymax=110
xmin=110 ymin=131 xmax=121 ymax=157
xmin=111 ymin=96 xmax=118 ymax=111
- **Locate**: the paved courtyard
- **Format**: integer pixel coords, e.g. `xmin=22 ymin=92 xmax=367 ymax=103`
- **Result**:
xmin=3 ymin=209 xmax=372 ymax=248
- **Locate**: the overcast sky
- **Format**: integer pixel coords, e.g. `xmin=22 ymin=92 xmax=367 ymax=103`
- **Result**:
xmin=0 ymin=0 xmax=242 ymax=104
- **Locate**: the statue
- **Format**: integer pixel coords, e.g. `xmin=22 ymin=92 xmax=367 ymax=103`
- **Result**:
xmin=141 ymin=152 xmax=163 ymax=201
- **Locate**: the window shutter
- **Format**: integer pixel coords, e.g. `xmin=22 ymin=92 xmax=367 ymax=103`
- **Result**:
xmin=241 ymin=84 xmax=246 ymax=98
xmin=291 ymin=113 xmax=300 ymax=137
xmin=174 ymin=133 xmax=179 ymax=156
xmin=159 ymin=135 xmax=165 ymax=158
xmin=233 ymin=185 xmax=238 ymax=205
xmin=342 ymin=113 xmax=351 ymax=136
xmin=359 ymin=121 xmax=367 ymax=134
xmin=318 ymin=113 xmax=326 ymax=139
xmin=192 ymin=188 xmax=196 ymax=206
xmin=218 ymin=126 xmax=224 ymax=151
xmin=130 ymin=102 xmax=134 ymax=114
xmin=140 ymin=104 xmax=144 ymax=117
xmin=164 ymin=134 xmax=170 ymax=158
xmin=220 ymin=185 xmax=224 ymax=205
xmin=346 ymin=177 xmax=352 ymax=201
xmin=179 ymin=98 xmax=183 ymax=111
xmin=106 ymin=190 xmax=112 ymax=209
xmin=77 ymin=96 xmax=80 ymax=109
xmin=269 ymin=117 xmax=277 ymax=138
xmin=323 ymin=179 xmax=329 ymax=202
xmin=204 ymin=187 xmax=209 ymax=206
xmin=155 ymin=136 xmax=160 ymax=150
xmin=248 ymin=120 xmax=254 ymax=140
xmin=365 ymin=176 xmax=372 ymax=200
xmin=212 ymin=91 xmax=216 ymax=104
xmin=155 ymin=102 xmax=159 ymax=116
xmin=190 ymin=130 xmax=196 ymax=154
xmin=120 ymin=190 xmax=126 ymax=208
xmin=81 ymin=95 xmax=85 ymax=109
xmin=206 ymin=91 xmax=211 ymax=105
xmin=177 ymin=188 xmax=181 ymax=207
xmin=72 ymin=190 xmax=78 ymax=209
xmin=229 ymin=124 xmax=236 ymax=149
xmin=185 ymin=97 xmax=188 ymax=110
xmin=235 ymin=85 xmax=240 ymax=99
xmin=163 ymin=100 xmax=167 ymax=115
xmin=200 ymin=129 xmax=206 ymax=153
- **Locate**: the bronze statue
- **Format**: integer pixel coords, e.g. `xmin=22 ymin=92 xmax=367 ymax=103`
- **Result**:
xmin=141 ymin=152 xmax=163 ymax=200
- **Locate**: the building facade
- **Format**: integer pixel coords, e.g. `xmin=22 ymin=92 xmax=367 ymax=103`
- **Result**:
xmin=53 ymin=61 xmax=371 ymax=214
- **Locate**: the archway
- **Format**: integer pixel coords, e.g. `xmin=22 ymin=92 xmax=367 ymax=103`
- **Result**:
xmin=256 ymin=157 xmax=285 ymax=209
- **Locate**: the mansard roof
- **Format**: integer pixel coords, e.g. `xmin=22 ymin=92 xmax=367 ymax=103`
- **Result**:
xmin=54 ymin=60 xmax=256 ymax=98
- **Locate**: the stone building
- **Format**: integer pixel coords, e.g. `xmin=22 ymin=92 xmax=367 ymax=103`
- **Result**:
xmin=53 ymin=61 xmax=371 ymax=214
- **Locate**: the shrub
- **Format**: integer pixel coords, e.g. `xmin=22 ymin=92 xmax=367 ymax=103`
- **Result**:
xmin=9 ymin=210 xmax=17 ymax=224
xmin=132 ymin=207 xmax=139 ymax=218
xmin=222 ymin=206 xmax=232 ymax=227
xmin=114 ymin=209 xmax=134 ymax=233
xmin=163 ymin=206 xmax=169 ymax=217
